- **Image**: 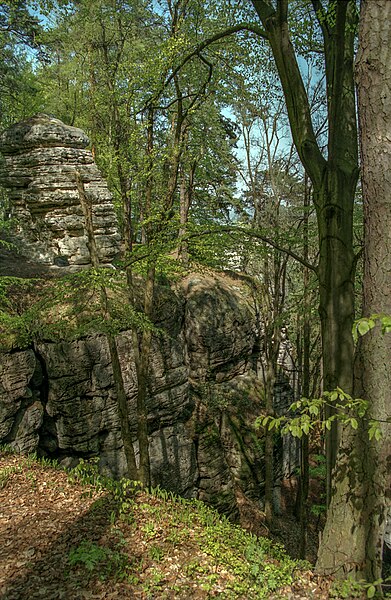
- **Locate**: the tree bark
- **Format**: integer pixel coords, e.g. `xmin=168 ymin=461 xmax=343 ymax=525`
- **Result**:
xmin=317 ymin=0 xmax=391 ymax=581
xmin=76 ymin=172 xmax=138 ymax=480
xmin=298 ymin=173 xmax=311 ymax=559
xmin=315 ymin=168 xmax=357 ymax=503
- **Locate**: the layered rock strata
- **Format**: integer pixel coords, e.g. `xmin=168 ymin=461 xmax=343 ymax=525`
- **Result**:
xmin=0 ymin=272 xmax=296 ymax=518
xmin=0 ymin=114 xmax=121 ymax=269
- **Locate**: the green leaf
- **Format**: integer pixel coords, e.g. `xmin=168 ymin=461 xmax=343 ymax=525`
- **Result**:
xmin=357 ymin=320 xmax=368 ymax=336
xmin=368 ymin=422 xmax=382 ymax=441
xmin=350 ymin=418 xmax=358 ymax=430
xmin=357 ymin=318 xmax=376 ymax=337
xmin=367 ymin=584 xmax=376 ymax=598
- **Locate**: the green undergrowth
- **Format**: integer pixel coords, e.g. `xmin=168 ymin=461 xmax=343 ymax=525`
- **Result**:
xmin=0 ymin=447 xmax=314 ymax=598
xmin=66 ymin=457 xmax=310 ymax=598
xmin=6 ymin=447 xmax=388 ymax=598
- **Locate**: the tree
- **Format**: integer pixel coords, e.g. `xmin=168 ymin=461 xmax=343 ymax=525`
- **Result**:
xmin=0 ymin=1 xmax=46 ymax=128
xmin=316 ymin=0 xmax=391 ymax=582
xmin=250 ymin=0 xmax=359 ymax=510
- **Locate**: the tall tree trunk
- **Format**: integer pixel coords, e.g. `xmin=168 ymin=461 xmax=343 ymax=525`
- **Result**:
xmin=128 ymin=106 xmax=156 ymax=488
xmin=132 ymin=262 xmax=154 ymax=490
xmin=315 ymin=168 xmax=357 ymax=504
xmin=317 ymin=0 xmax=391 ymax=580
xmin=251 ymin=0 xmax=359 ymax=506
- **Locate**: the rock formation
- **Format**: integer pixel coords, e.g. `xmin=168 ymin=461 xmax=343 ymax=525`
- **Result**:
xmin=0 ymin=271 xmax=297 ymax=519
xmin=0 ymin=114 xmax=121 ymax=270
xmin=0 ymin=115 xmax=298 ymax=522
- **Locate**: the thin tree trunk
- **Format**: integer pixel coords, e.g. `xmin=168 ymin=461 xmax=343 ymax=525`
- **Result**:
xmin=76 ymin=172 xmax=138 ymax=480
xmin=263 ymin=361 xmax=275 ymax=526
xmin=134 ymin=263 xmax=155 ymax=489
xmin=298 ymin=173 xmax=311 ymax=559
xmin=128 ymin=105 xmax=156 ymax=488
xmin=178 ymin=161 xmax=195 ymax=264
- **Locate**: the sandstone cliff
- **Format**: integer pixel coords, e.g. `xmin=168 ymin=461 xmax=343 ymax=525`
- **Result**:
xmin=0 ymin=116 xmax=297 ymax=522
xmin=0 ymin=269 xmax=297 ymax=520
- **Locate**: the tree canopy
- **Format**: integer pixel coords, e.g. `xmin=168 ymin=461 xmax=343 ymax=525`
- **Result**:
xmin=1 ymin=0 xmax=390 ymax=588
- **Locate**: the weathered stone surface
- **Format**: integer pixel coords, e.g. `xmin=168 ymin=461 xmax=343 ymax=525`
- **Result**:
xmin=0 ymin=272 xmax=296 ymax=515
xmin=0 ymin=116 xmax=89 ymax=152
xmin=9 ymin=401 xmax=44 ymax=454
xmin=0 ymin=350 xmax=36 ymax=440
xmin=0 ymin=114 xmax=121 ymax=270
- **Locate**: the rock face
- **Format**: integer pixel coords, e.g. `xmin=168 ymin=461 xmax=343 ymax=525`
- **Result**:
xmin=0 ymin=271 xmax=297 ymax=518
xmin=0 ymin=115 xmax=298 ymax=519
xmin=0 ymin=114 xmax=121 ymax=269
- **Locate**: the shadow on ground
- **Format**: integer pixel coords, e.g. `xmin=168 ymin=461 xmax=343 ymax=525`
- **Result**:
xmin=0 ymin=495 xmax=119 ymax=600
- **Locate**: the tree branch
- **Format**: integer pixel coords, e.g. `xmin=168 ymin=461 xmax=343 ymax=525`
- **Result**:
xmin=251 ymin=0 xmax=327 ymax=189
xmin=251 ymin=1 xmax=276 ymax=21
xmin=311 ymin=0 xmax=329 ymax=39
xmin=147 ymin=22 xmax=268 ymax=107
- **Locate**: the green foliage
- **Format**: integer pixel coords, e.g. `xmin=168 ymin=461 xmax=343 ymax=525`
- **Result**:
xmin=255 ymin=387 xmax=386 ymax=440
xmin=310 ymin=503 xmax=326 ymax=517
xmin=68 ymin=539 xmax=134 ymax=582
xmin=150 ymin=484 xmax=306 ymax=598
xmin=0 ymin=268 xmax=156 ymax=350
xmin=329 ymin=575 xmax=391 ymax=599
xmin=67 ymin=457 xmax=105 ymax=490
xmin=0 ymin=464 xmax=21 ymax=489
xmin=68 ymin=540 xmax=107 ymax=571
xmin=353 ymin=313 xmax=391 ymax=342
xmin=0 ymin=449 xmax=58 ymax=489
xmin=186 ymin=226 xmax=246 ymax=270
xmin=0 ymin=1 xmax=47 ymax=128
xmin=67 ymin=457 xmax=142 ymax=522
xmin=148 ymin=544 xmax=164 ymax=562
xmin=0 ymin=443 xmax=15 ymax=455
xmin=65 ymin=458 xmax=306 ymax=597
xmin=309 ymin=453 xmax=326 ymax=479
xmin=22 ymin=451 xmax=59 ymax=470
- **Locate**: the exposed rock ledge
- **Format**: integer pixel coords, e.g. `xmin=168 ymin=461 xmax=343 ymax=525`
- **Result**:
xmin=0 ymin=115 xmax=297 ymax=522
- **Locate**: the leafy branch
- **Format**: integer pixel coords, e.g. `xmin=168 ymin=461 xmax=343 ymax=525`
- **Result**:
xmin=0 ymin=268 xmax=157 ymax=350
xmin=181 ymin=224 xmax=318 ymax=273
xmin=255 ymin=387 xmax=389 ymax=441
xmin=353 ymin=313 xmax=391 ymax=342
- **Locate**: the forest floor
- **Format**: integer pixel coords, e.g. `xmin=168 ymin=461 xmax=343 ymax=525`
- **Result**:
xmin=0 ymin=450 xmax=364 ymax=599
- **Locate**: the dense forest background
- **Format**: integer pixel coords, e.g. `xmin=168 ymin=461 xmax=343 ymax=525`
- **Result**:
xmin=0 ymin=0 xmax=390 ymax=591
